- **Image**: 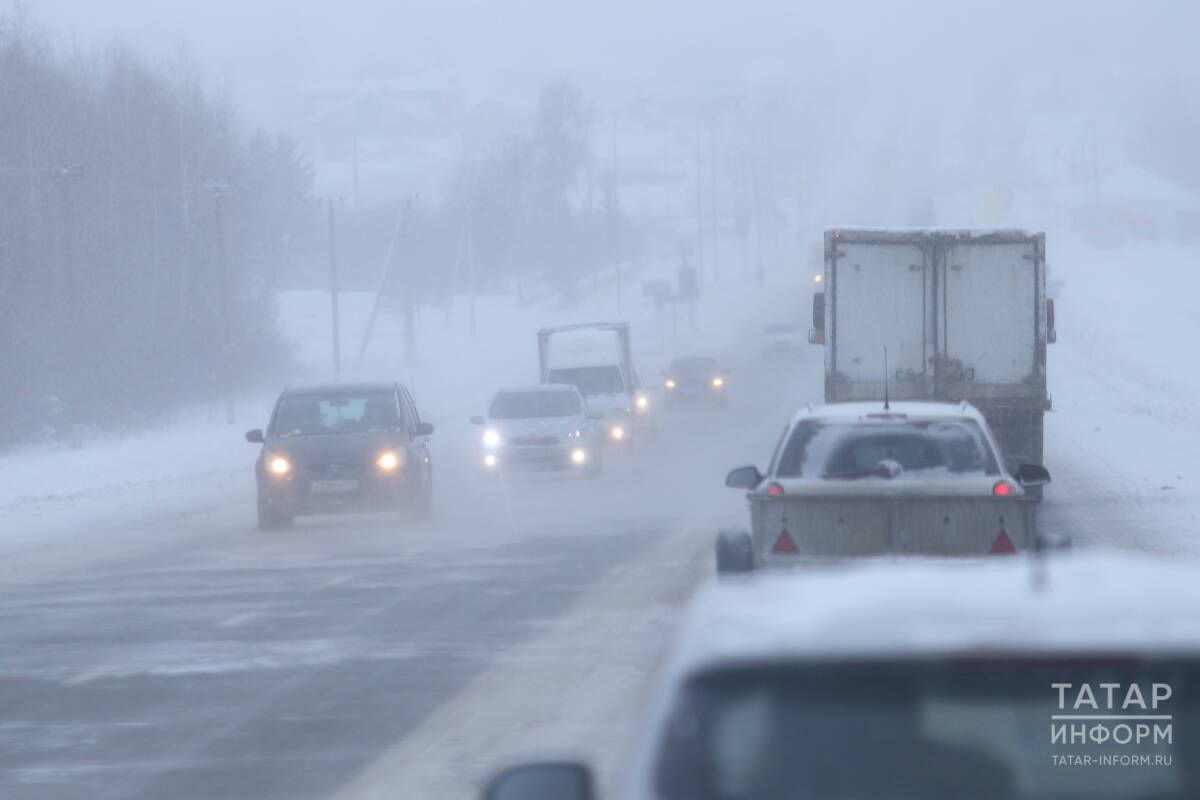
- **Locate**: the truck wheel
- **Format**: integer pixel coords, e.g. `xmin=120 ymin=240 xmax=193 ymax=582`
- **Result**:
xmin=257 ymin=492 xmax=291 ymax=531
xmin=715 ymin=530 xmax=754 ymax=575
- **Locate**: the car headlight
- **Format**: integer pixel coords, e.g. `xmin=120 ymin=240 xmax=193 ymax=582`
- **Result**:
xmin=665 ymin=378 xmax=676 ymax=389
xmin=266 ymin=454 xmax=291 ymax=476
xmin=570 ymin=448 xmax=587 ymax=464
xmin=609 ymin=424 xmax=626 ymax=441
xmin=635 ymin=394 xmax=649 ymax=411
xmin=712 ymin=376 xmax=725 ymax=388
xmin=482 ymin=429 xmax=501 ymax=448
xmin=813 ymin=273 xmax=823 ymax=284
xmin=483 ymin=453 xmax=498 ymax=468
xmin=376 ymin=450 xmax=404 ymax=472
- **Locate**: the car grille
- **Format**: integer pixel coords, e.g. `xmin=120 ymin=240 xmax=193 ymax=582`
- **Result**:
xmin=305 ymin=462 xmax=364 ymax=478
xmin=510 ymin=436 xmax=559 ymax=447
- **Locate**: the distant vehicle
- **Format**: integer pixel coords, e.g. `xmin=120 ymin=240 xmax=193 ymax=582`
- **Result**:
xmin=471 ymin=384 xmax=602 ymax=477
xmin=717 ymin=401 xmax=1050 ymax=573
xmin=484 ymin=553 xmax=1200 ymax=800
xmin=245 ymin=383 xmax=434 ymax=530
xmin=537 ymin=322 xmax=638 ymax=447
xmin=761 ymin=322 xmax=805 ymax=358
xmin=812 ymin=229 xmax=1055 ymax=479
xmin=662 ymin=356 xmax=728 ymax=407
xmin=629 ymin=369 xmax=658 ymax=438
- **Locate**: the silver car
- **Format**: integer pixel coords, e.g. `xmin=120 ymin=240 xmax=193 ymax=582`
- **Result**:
xmin=472 ymin=384 xmax=603 ymax=477
xmin=717 ymin=401 xmax=1051 ymax=572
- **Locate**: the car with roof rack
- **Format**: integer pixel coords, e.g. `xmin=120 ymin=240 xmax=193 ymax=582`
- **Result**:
xmin=715 ymin=400 xmax=1050 ymax=573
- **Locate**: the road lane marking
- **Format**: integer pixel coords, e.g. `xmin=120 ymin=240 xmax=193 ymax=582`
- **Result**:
xmin=62 ymin=664 xmax=119 ymax=686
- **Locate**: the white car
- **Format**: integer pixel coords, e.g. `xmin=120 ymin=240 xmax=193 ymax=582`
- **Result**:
xmin=472 ymin=384 xmax=603 ymax=477
xmin=760 ymin=322 xmax=806 ymax=358
xmin=718 ymin=401 xmax=1050 ymax=572
xmin=485 ymin=553 xmax=1200 ymax=799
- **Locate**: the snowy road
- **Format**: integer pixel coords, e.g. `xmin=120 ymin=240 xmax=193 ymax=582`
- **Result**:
xmin=0 ymin=344 xmax=808 ymax=799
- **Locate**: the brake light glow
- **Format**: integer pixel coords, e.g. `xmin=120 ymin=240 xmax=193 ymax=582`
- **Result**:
xmin=992 ymin=481 xmax=1013 ymax=497
xmin=765 ymin=482 xmax=784 ymax=497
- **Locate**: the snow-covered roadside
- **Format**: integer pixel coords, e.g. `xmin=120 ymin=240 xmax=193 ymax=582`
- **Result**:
xmin=0 ymin=249 xmax=798 ymax=552
xmin=1043 ymin=237 xmax=1200 ymax=550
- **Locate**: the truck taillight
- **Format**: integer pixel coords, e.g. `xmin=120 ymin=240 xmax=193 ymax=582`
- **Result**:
xmin=992 ymin=481 xmax=1013 ymax=497
xmin=765 ymin=482 xmax=784 ymax=497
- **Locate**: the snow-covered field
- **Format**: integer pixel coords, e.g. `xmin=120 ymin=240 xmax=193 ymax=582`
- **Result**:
xmin=1042 ymin=238 xmax=1200 ymax=550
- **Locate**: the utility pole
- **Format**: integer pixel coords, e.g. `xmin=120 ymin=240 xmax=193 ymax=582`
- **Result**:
xmin=205 ymin=180 xmax=234 ymax=424
xmin=694 ymin=117 xmax=705 ymax=286
xmin=466 ymin=203 xmax=477 ymax=338
xmin=611 ymin=113 xmax=622 ymax=315
xmin=57 ymin=165 xmax=84 ymax=446
xmin=710 ymin=122 xmax=719 ymax=279
xmin=327 ymin=197 xmax=342 ymax=379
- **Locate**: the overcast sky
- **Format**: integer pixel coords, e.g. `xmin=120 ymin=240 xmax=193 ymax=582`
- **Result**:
xmin=19 ymin=1 xmax=1200 ymax=134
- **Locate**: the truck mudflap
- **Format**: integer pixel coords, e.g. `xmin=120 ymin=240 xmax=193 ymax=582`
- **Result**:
xmin=750 ymin=495 xmax=1036 ymax=562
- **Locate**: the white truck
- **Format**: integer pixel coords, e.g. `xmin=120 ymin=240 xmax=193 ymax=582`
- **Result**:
xmin=811 ymin=229 xmax=1055 ymax=474
xmin=537 ymin=322 xmax=641 ymax=446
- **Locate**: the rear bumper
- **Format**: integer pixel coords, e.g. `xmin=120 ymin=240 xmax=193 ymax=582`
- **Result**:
xmin=749 ymin=494 xmax=1038 ymax=560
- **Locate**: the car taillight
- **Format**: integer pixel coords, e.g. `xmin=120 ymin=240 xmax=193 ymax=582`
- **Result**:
xmin=992 ymin=480 xmax=1013 ymax=497
xmin=765 ymin=482 xmax=784 ymax=497
xmin=990 ymin=530 xmax=1017 ymax=555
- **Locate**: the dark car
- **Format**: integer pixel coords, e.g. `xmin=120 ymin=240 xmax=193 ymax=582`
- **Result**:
xmin=244 ymin=382 xmax=434 ymax=530
xmin=663 ymin=356 xmax=728 ymax=407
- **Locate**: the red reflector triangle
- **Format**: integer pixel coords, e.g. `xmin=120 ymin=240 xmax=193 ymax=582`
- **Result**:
xmin=989 ymin=530 xmax=1017 ymax=555
xmin=772 ymin=529 xmax=800 ymax=554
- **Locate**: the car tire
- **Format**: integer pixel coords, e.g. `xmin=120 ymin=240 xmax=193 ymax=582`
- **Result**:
xmin=257 ymin=492 xmax=291 ymax=531
xmin=715 ymin=530 xmax=754 ymax=575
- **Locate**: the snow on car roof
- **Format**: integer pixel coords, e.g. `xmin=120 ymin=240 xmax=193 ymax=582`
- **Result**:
xmin=790 ymin=400 xmax=987 ymax=427
xmin=674 ymin=553 xmax=1200 ymax=675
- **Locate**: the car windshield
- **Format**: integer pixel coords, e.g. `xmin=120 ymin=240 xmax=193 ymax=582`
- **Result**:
xmin=775 ymin=418 xmax=999 ymax=478
xmin=546 ymin=366 xmax=625 ymax=396
xmin=490 ymin=390 xmax=581 ymax=419
xmin=670 ymin=357 xmax=720 ymax=374
xmin=271 ymin=391 xmax=400 ymax=436
xmin=656 ymin=660 xmax=1198 ymax=800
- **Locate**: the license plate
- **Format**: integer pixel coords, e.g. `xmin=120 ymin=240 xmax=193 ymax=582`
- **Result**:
xmin=310 ymin=479 xmax=359 ymax=494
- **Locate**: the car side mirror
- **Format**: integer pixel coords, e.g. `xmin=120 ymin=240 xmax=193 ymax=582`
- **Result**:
xmin=416 ymin=421 xmax=435 ymax=436
xmin=245 ymin=429 xmax=265 ymax=444
xmin=586 ymin=411 xmax=603 ymax=420
xmin=725 ymin=465 xmax=763 ymax=490
xmin=484 ymin=762 xmax=593 ymax=800
xmin=1014 ymin=463 xmax=1051 ymax=487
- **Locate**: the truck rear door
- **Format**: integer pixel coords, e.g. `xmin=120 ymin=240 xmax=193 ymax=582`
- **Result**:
xmin=830 ymin=240 xmax=930 ymax=400
xmin=939 ymin=239 xmax=1039 ymax=389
